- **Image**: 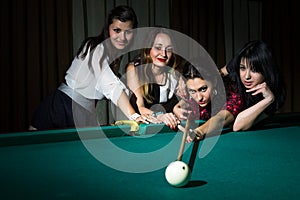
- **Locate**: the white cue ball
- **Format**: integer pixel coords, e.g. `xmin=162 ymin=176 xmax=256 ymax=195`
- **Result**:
xmin=165 ymin=160 xmax=191 ymax=187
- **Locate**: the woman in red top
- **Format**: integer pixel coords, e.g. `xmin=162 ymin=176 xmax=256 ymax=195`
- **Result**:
xmin=173 ymin=60 xmax=243 ymax=142
xmin=220 ymin=40 xmax=286 ymax=131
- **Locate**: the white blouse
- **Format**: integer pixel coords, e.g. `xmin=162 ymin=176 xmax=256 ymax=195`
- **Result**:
xmin=63 ymin=44 xmax=126 ymax=107
xmin=159 ymin=72 xmax=178 ymax=103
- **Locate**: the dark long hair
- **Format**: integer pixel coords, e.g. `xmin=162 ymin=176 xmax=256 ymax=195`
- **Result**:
xmin=76 ymin=5 xmax=138 ymax=68
xmin=227 ymin=40 xmax=286 ymax=114
xmin=182 ymin=60 xmax=225 ymax=115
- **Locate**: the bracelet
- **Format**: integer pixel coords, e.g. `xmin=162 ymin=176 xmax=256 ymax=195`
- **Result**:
xmin=129 ymin=113 xmax=140 ymax=120
xmin=151 ymin=111 xmax=164 ymax=117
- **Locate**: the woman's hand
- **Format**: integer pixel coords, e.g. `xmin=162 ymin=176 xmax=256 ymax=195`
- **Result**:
xmin=135 ymin=106 xmax=162 ymax=123
xmin=138 ymin=106 xmax=153 ymax=115
xmin=137 ymin=114 xmax=162 ymax=124
xmin=175 ymin=76 xmax=188 ymax=99
xmin=130 ymin=113 xmax=161 ymax=124
xmin=156 ymin=113 xmax=180 ymax=130
xmin=246 ymin=82 xmax=274 ymax=103
xmin=177 ymin=125 xmax=205 ymax=142
xmin=173 ymin=99 xmax=191 ymax=120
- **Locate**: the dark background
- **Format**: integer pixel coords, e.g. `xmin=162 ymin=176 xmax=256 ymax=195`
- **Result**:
xmin=1 ymin=0 xmax=299 ymax=133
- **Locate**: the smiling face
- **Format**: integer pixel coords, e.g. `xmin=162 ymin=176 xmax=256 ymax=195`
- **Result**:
xmin=186 ymin=78 xmax=213 ymax=107
xmin=109 ymin=19 xmax=134 ymax=50
xmin=239 ymin=58 xmax=265 ymax=89
xmin=149 ymin=33 xmax=173 ymax=67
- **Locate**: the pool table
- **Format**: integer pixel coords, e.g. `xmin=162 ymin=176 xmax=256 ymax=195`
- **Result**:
xmin=0 ymin=113 xmax=299 ymax=199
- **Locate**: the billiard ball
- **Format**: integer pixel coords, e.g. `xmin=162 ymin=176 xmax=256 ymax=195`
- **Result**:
xmin=165 ymin=160 xmax=191 ymax=187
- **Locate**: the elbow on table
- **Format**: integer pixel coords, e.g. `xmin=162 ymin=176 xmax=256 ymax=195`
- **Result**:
xmin=232 ymin=122 xmax=251 ymax=132
xmin=232 ymin=125 xmax=242 ymax=132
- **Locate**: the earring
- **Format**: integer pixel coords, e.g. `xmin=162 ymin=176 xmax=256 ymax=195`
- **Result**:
xmin=213 ymin=89 xmax=218 ymax=96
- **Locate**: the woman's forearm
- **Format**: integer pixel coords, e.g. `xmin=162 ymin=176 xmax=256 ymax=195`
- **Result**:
xmin=117 ymin=91 xmax=137 ymax=118
xmin=233 ymin=97 xmax=273 ymax=131
xmin=195 ymin=110 xmax=234 ymax=137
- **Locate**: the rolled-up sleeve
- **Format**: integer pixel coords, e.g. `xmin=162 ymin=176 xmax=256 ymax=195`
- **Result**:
xmin=95 ymin=65 xmax=127 ymax=105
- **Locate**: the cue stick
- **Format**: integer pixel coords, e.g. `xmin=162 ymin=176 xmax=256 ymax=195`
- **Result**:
xmin=188 ymin=140 xmax=200 ymax=171
xmin=177 ymin=114 xmax=192 ymax=161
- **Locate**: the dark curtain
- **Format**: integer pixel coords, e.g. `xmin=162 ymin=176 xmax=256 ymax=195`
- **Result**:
xmin=1 ymin=0 xmax=298 ymax=133
xmin=0 ymin=0 xmax=73 ymax=133
xmin=171 ymin=0 xmax=299 ymax=113
xmin=170 ymin=0 xmax=226 ymax=67
xmin=262 ymin=1 xmax=300 ymax=112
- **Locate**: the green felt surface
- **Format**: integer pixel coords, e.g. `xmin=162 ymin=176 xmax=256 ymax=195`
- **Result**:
xmin=0 ymin=121 xmax=299 ymax=199
xmin=0 ymin=120 xmax=206 ymax=147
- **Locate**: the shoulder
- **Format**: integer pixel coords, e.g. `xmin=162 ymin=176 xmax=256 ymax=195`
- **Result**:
xmin=126 ymin=62 xmax=135 ymax=72
xmin=126 ymin=55 xmax=144 ymax=72
xmin=132 ymin=55 xmax=144 ymax=67
xmin=94 ymin=43 xmax=104 ymax=54
xmin=80 ymin=43 xmax=104 ymax=61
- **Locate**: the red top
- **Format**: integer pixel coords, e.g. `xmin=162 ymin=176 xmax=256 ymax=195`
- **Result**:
xmin=187 ymin=79 xmax=244 ymax=120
